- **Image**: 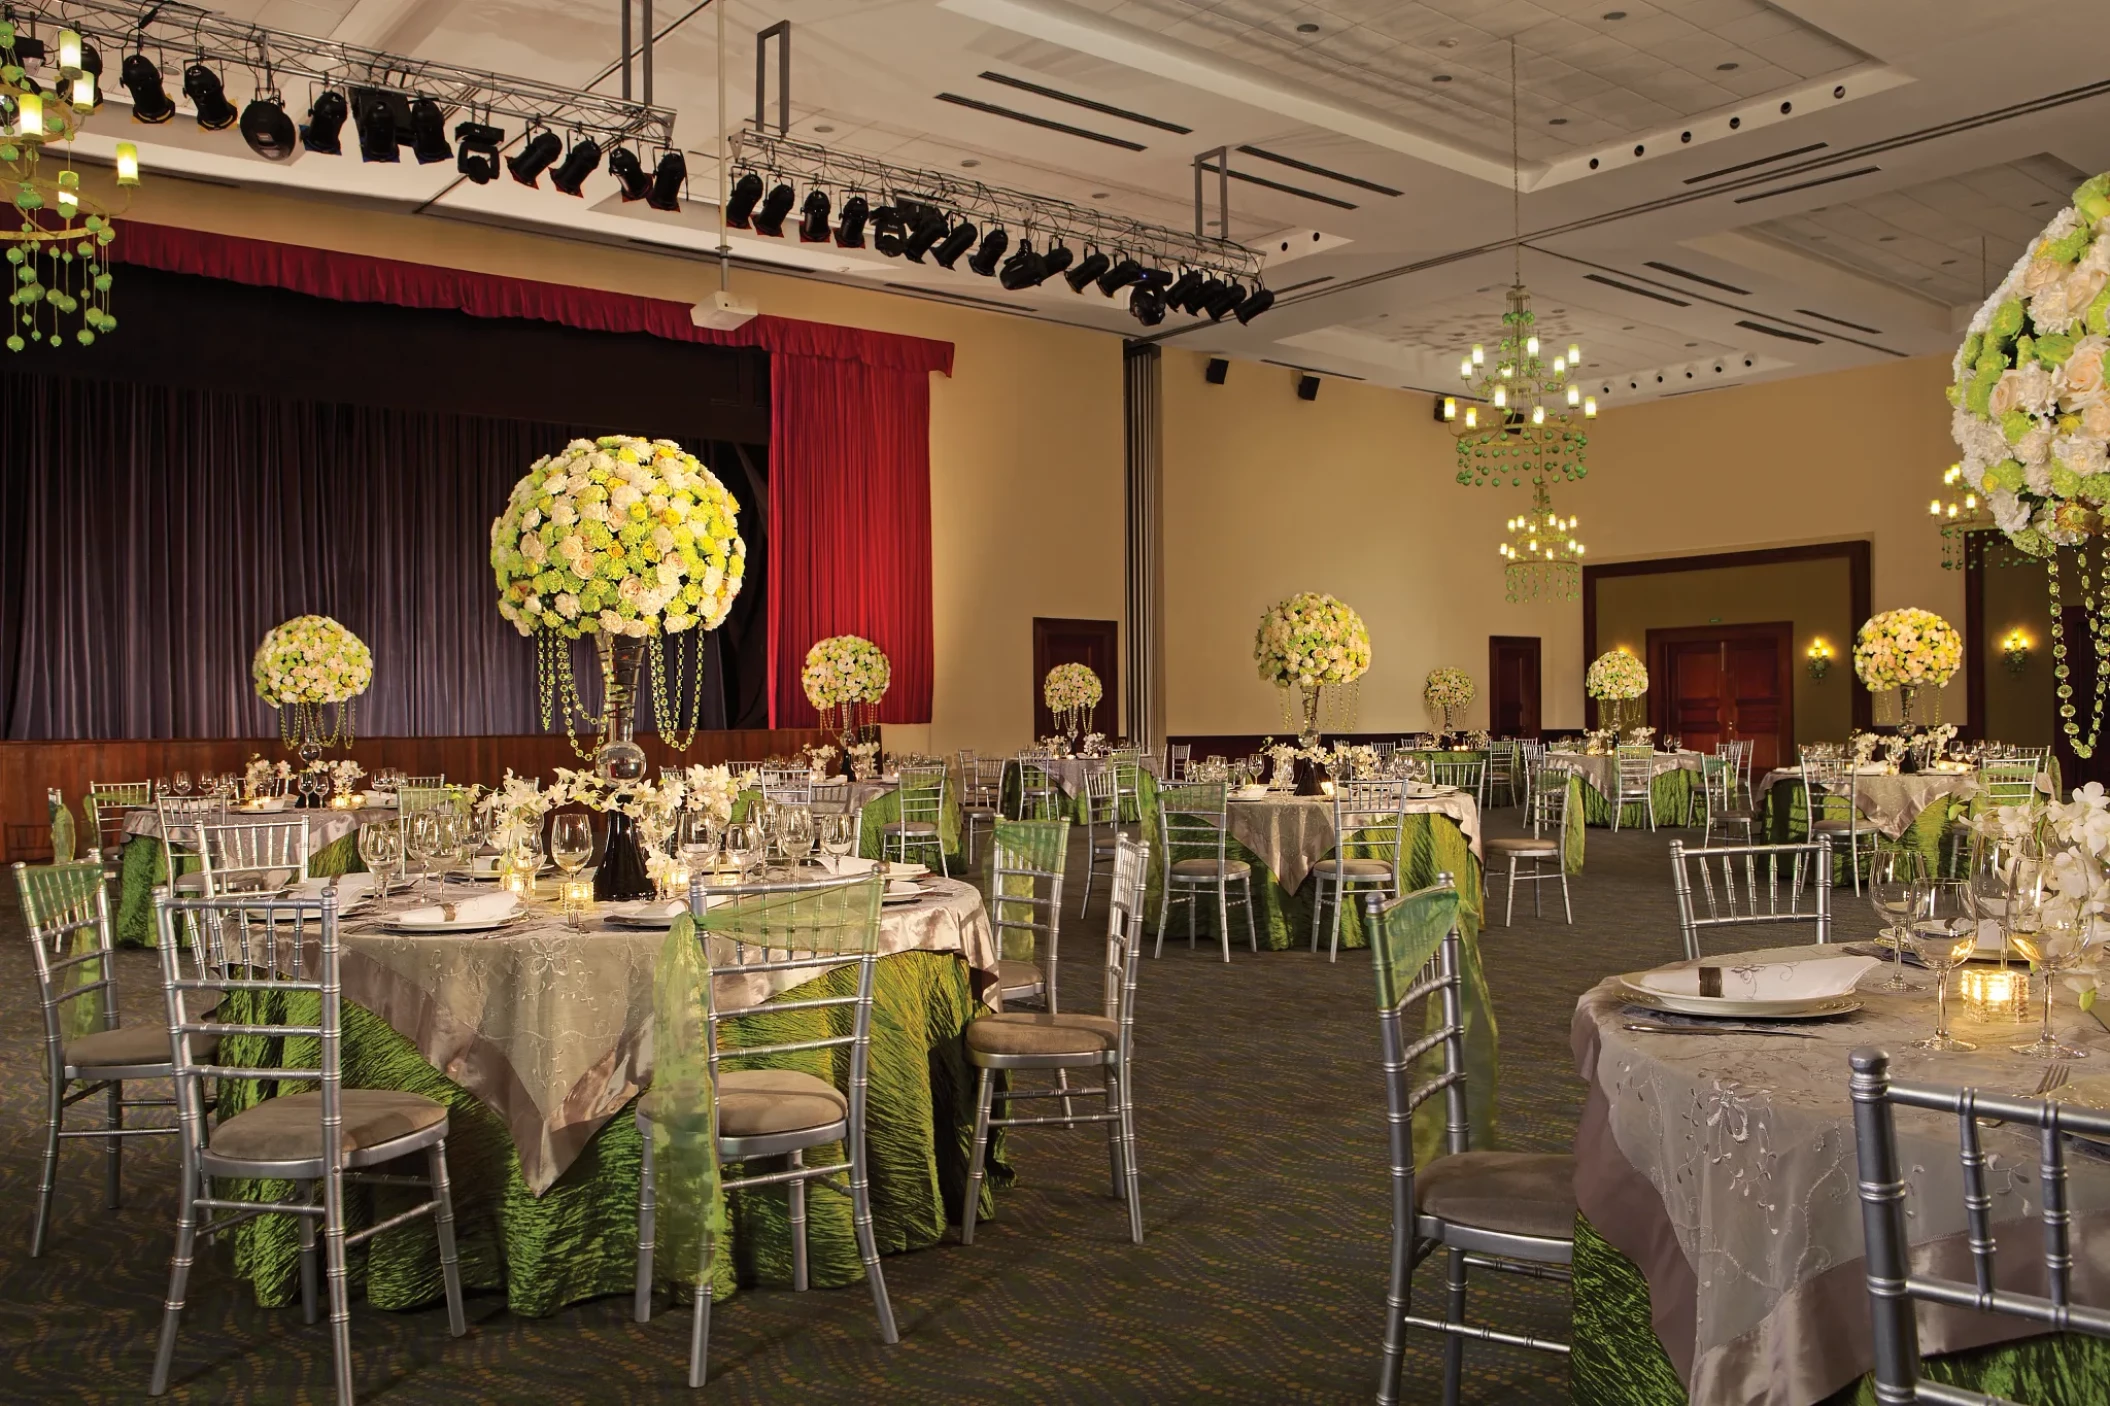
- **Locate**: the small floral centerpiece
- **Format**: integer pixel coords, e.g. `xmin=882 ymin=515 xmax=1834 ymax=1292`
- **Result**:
xmin=801 ymin=635 xmax=890 ymax=746
xmin=1423 ymin=667 xmax=1475 ymax=735
xmin=1266 ymin=740 xmax=1300 ymax=788
xmin=681 ymin=763 xmax=739 ymax=830
xmin=1586 ymin=648 xmax=1649 ymax=732
xmin=1851 ymin=731 xmax=1882 ymax=766
xmin=1040 ymin=733 xmax=1074 ymax=758
xmin=328 ymin=759 xmax=365 ymax=807
xmin=1854 ymin=608 xmax=1962 ymax=729
xmin=1583 ymin=727 xmax=1618 ymax=756
xmin=1625 ymin=726 xmax=1655 ymax=747
xmin=1080 ymin=732 xmax=1110 ymax=758
xmin=846 ymin=742 xmax=880 ymax=782
xmin=477 ymin=770 xmax=555 ymax=863
xmin=801 ymin=742 xmax=839 ymax=780
xmin=1044 ymin=663 xmax=1103 ymax=739
xmin=242 ymin=755 xmax=289 ymax=798
xmin=1979 ymin=787 xmax=2107 ymax=1053
xmin=1256 ymin=592 xmax=1371 ymax=744
xmin=1328 ymin=741 xmax=1381 ymax=781
xmin=253 ymin=615 xmax=372 ymax=751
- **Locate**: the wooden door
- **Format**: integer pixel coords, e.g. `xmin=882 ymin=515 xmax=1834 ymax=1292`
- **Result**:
xmin=1487 ymin=635 xmax=1541 ymax=737
xmin=1032 ymin=618 xmax=1119 ymax=741
xmin=1647 ymin=622 xmax=1793 ymax=774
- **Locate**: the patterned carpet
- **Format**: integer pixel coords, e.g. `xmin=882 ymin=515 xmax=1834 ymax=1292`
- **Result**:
xmin=0 ymin=816 xmax=1887 ymax=1403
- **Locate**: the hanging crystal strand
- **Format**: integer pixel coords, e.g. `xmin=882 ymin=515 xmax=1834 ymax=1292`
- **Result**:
xmin=2083 ymin=537 xmax=2110 ymax=755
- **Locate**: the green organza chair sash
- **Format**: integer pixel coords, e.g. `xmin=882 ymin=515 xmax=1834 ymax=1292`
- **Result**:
xmin=48 ymin=788 xmax=77 ymax=863
xmin=651 ymin=912 xmax=724 ymax=1290
xmin=14 ymin=859 xmax=111 ymax=1039
xmin=988 ymin=820 xmax=1069 ymax=961
xmin=1368 ymin=880 xmax=1461 ymax=1012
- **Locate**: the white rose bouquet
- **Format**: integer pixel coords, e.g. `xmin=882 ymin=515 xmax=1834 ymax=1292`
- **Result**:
xmin=1256 ymin=592 xmax=1372 ymax=739
xmin=1854 ymin=608 xmax=1962 ymax=693
xmin=802 ymin=635 xmax=890 ymax=740
xmin=1585 ymin=649 xmax=1648 ymax=700
xmin=1044 ymin=663 xmax=1103 ymax=737
xmin=254 ymin=615 xmax=372 ymax=749
xmin=1423 ymin=667 xmax=1475 ymax=732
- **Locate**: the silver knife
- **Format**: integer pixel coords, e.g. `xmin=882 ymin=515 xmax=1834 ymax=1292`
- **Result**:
xmin=1623 ymin=1020 xmax=1820 ymax=1039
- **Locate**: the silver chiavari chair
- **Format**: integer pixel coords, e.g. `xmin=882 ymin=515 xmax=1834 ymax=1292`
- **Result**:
xmin=1077 ymin=762 xmax=1121 ymax=914
xmin=758 ymin=765 xmax=807 ymax=791
xmin=1484 ymin=741 xmax=1519 ymax=808
xmin=1977 ymin=759 xmax=2043 ymax=810
xmin=1311 ymin=779 xmax=1409 ymax=963
xmin=1167 ymin=742 xmax=1191 ymax=782
xmin=1372 ymin=739 xmax=1399 ymax=763
xmin=86 ymin=779 xmax=153 ymax=895
xmin=399 ymin=773 xmax=444 ymax=791
xmin=763 ymin=781 xmax=815 ymax=808
xmin=1011 ymin=752 xmax=1062 ymax=821
xmin=882 ymin=763 xmax=949 ymax=877
xmin=1427 ymin=752 xmax=1484 ymax=803
xmin=148 ymin=888 xmax=465 ymax=1400
xmin=194 ymin=818 xmax=310 ymax=898
xmin=1366 ymin=877 xmax=1572 ymax=1406
xmin=1486 ymin=767 xmax=1574 ymax=925
xmin=14 ymin=860 xmax=187 ymax=1257
xmin=988 ymin=819 xmax=1069 ymax=1012
xmin=1669 ymin=836 xmax=1834 ymax=960
xmin=959 ymin=756 xmax=1006 ymax=867
xmin=155 ymin=793 xmax=223 ymax=898
xmin=1154 ymin=780 xmax=1257 ymax=961
xmin=962 ymin=834 xmax=1151 ymax=1247
xmin=1612 ymin=744 xmax=1657 ymax=832
xmin=634 ymin=872 xmax=896 ymax=1387
xmin=1800 ymin=756 xmax=1871 ymax=894
xmin=1081 ymin=752 xmax=1145 ymax=913
xmin=1699 ymin=752 xmax=1757 ymax=847
xmin=1849 ymin=1046 xmax=2110 ymax=1405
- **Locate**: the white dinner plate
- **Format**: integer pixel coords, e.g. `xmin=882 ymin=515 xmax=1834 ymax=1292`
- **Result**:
xmin=381 ymin=912 xmax=526 ymax=935
xmin=884 ymin=862 xmax=929 ymax=880
xmin=1617 ymin=979 xmax=1862 ymax=1021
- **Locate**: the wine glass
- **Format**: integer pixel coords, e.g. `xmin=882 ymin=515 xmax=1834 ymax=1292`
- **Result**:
xmin=357 ymin=819 xmax=400 ymax=903
xmin=820 ymin=812 xmax=856 ymax=874
xmin=2008 ymin=887 xmax=2101 ymax=1060
xmin=173 ymin=770 xmax=192 ymax=797
xmin=724 ymin=822 xmax=759 ymax=882
xmin=678 ymin=810 xmax=718 ymax=887
xmin=405 ymin=809 xmax=444 ymax=898
xmin=1908 ymin=879 xmax=1980 ymax=1052
xmin=1966 ymin=831 xmax=2036 ymax=969
xmin=550 ymin=813 xmax=595 ymax=930
xmin=779 ymin=806 xmax=815 ymax=870
xmin=1867 ymin=849 xmax=1925 ymax=992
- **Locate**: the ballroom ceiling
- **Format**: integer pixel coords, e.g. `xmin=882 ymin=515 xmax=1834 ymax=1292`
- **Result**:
xmin=81 ymin=0 xmax=2110 ymax=404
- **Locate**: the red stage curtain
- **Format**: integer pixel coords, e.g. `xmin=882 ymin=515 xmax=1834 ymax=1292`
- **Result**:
xmin=110 ymin=222 xmax=949 ymax=723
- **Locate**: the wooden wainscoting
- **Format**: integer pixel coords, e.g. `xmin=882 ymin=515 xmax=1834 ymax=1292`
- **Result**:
xmin=0 ymin=730 xmax=830 ymax=863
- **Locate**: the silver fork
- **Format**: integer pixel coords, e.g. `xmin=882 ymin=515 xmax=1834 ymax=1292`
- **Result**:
xmin=1978 ymin=1062 xmax=2072 ymax=1129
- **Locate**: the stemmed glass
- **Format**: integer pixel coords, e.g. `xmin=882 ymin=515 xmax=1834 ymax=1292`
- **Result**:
xmin=1967 ymin=831 xmax=2036 ymax=969
xmin=550 ymin=814 xmax=595 ymax=930
xmin=173 ymin=771 xmax=192 ymax=797
xmin=820 ymin=812 xmax=856 ymax=874
xmin=357 ymin=819 xmax=401 ymax=903
xmin=779 ymin=806 xmax=815 ymax=871
xmin=678 ymin=811 xmax=719 ymax=887
xmin=2008 ymin=887 xmax=2101 ymax=1060
xmin=406 ymin=810 xmax=445 ymax=899
xmin=724 ymin=822 xmax=760 ymax=882
xmin=1867 ymin=849 xmax=1924 ymax=992
xmin=1908 ymin=879 xmax=1980 ymax=1052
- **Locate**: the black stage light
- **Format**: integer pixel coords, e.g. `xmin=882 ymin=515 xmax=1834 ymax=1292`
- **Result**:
xmin=1131 ymin=282 xmax=1168 ymax=326
xmin=182 ymin=62 xmax=238 ymax=131
xmin=871 ymin=205 xmax=907 ymax=256
xmin=966 ymin=227 xmax=1008 ymax=276
xmin=835 ymin=194 xmax=869 ymax=247
xmin=1165 ymin=268 xmax=1203 ymax=313
xmin=352 ymin=90 xmax=399 ymax=162
xmin=903 ymin=209 xmax=949 ymax=262
xmin=1040 ymin=242 xmax=1074 ymax=280
xmin=607 ymin=146 xmax=650 ymax=200
xmin=646 ymin=151 xmax=686 ymax=211
xmin=798 ymin=188 xmax=832 ymax=242
xmin=408 ymin=97 xmax=452 ymax=163
xmin=300 ymin=88 xmax=348 ymax=153
xmin=1192 ymin=277 xmax=1224 ymax=317
xmin=1096 ymin=256 xmax=1141 ymax=296
xmin=1064 ymin=250 xmax=1110 ymax=292
xmin=121 ymin=54 xmax=173 ymax=123
xmin=723 ymin=170 xmax=764 ymax=227
xmin=12 ymin=35 xmax=42 ymax=63
xmin=507 ymin=128 xmax=562 ymax=185
xmin=1235 ymin=286 xmax=1276 ymax=324
xmin=931 ymin=219 xmax=978 ymax=269
xmin=81 ymin=43 xmax=102 ymax=82
xmin=549 ymin=135 xmax=602 ymax=195
xmin=454 ymin=121 xmax=504 ymax=183
xmin=1205 ymin=280 xmax=1246 ymax=320
xmin=238 ymin=96 xmax=296 ymax=159
xmin=999 ymin=241 xmax=1048 ymax=290
xmin=750 ymin=181 xmax=794 ymax=236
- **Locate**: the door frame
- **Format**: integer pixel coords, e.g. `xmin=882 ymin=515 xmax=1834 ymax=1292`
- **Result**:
xmin=1646 ymin=621 xmax=1795 ymax=763
xmin=1031 ymin=616 xmax=1120 ymax=741
xmin=1487 ymin=635 xmax=1542 ymax=738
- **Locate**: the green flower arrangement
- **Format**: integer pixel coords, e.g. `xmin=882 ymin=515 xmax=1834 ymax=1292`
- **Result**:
xmin=253 ymin=614 xmax=371 ymax=750
xmin=1854 ymin=608 xmax=1962 ymax=692
xmin=1255 ymin=592 xmax=1372 ymax=688
xmin=1584 ymin=649 xmax=1648 ymax=701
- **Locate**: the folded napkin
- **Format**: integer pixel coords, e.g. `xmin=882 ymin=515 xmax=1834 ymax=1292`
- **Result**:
xmin=1634 ymin=954 xmax=1878 ymax=1002
xmin=392 ymin=891 xmax=520 ymax=928
xmin=828 ymin=856 xmax=880 ymax=876
xmin=607 ymin=899 xmax=687 ymax=922
xmin=887 ymin=879 xmax=925 ymax=898
xmin=296 ymin=873 xmax=375 ymax=907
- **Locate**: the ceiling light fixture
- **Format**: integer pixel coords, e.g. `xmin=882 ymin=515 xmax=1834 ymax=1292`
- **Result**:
xmin=454 ymin=120 xmax=504 ymax=183
xmin=300 ymin=88 xmax=347 ymax=153
xmin=646 ymin=150 xmax=685 ymax=211
xmin=119 ymin=52 xmax=174 ymax=123
xmin=871 ymin=204 xmax=907 ymax=256
xmin=238 ymin=95 xmax=296 ymax=159
xmin=1064 ymin=249 xmax=1110 ymax=292
xmin=407 ymin=96 xmax=451 ymax=163
xmin=1204 ymin=279 xmax=1246 ymax=320
xmin=903 ymin=208 xmax=949 ymax=262
xmin=1234 ymin=286 xmax=1275 ymax=323
xmin=1497 ymin=483 xmax=1585 ymax=601
xmin=608 ymin=145 xmax=650 ymax=200
xmin=835 ymin=194 xmax=869 ymax=247
xmin=352 ymin=90 xmax=399 ymax=162
xmin=181 ymin=60 xmax=237 ymax=131
xmin=506 ymin=127 xmax=561 ymax=186
xmin=966 ymin=226 xmax=1008 ymax=275
xmin=1040 ymin=241 xmax=1074 ymax=280
xmin=1165 ymin=268 xmax=1203 ymax=314
xmin=548 ymin=134 xmax=602 ymax=195
xmin=931 ymin=218 xmax=979 ymax=269
xmin=798 ymin=187 xmax=833 ymax=242
xmin=749 ymin=179 xmax=795 ymax=235
xmin=1097 ymin=256 xmax=1141 ymax=296
xmin=722 ymin=170 xmax=764 ymax=226
xmin=998 ymin=240 xmax=1048 ymax=290
xmin=1130 ymin=281 xmax=1167 ymax=326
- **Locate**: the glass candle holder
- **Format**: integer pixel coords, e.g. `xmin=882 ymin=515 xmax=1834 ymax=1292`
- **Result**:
xmin=1957 ymin=967 xmax=2032 ymax=1023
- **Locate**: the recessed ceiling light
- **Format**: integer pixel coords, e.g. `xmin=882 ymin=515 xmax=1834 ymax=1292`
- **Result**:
xmin=961 ymin=158 xmax=980 ymax=167
xmin=813 ymin=124 xmax=835 ymax=133
xmin=1548 ymin=117 xmax=1568 ymax=125
xmin=1716 ymin=62 xmax=1739 ymax=71
xmin=1296 ymin=21 xmax=1319 ymax=32
xmin=1602 ymin=9 xmax=1626 ymax=18
xmin=1436 ymin=37 xmax=1459 ymax=49
xmin=1432 ymin=73 xmax=1453 ymax=82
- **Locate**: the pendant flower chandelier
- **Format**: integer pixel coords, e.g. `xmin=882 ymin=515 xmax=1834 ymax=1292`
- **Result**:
xmin=1497 ymin=482 xmax=1585 ymax=602
xmin=0 ymin=16 xmax=138 ymax=352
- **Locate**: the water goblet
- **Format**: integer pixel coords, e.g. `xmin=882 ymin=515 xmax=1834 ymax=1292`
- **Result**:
xmin=1867 ymin=849 xmax=1924 ymax=992
xmin=820 ymin=812 xmax=856 ymax=874
xmin=678 ymin=810 xmax=718 ymax=885
xmin=405 ymin=809 xmax=444 ymax=899
xmin=779 ymin=806 xmax=816 ymax=870
xmin=2009 ymin=892 xmax=2101 ymax=1060
xmin=173 ymin=771 xmax=192 ymax=797
xmin=550 ymin=813 xmax=595 ymax=930
xmin=724 ymin=822 xmax=760 ymax=882
xmin=1908 ymin=879 xmax=1980 ymax=1052
xmin=357 ymin=819 xmax=400 ymax=903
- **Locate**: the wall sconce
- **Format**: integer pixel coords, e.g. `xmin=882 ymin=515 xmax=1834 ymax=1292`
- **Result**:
xmin=2003 ymin=629 xmax=2031 ymax=676
xmin=1806 ymin=638 xmax=1834 ymax=680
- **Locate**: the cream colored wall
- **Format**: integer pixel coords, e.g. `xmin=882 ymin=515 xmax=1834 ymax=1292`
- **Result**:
xmin=118 ymin=177 xmax=1127 ymax=755
xmin=1983 ymin=554 xmax=2054 ymax=747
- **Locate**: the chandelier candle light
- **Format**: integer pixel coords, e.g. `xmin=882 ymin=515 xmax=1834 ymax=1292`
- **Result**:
xmin=1423 ymin=667 xmax=1475 ymax=736
xmin=1585 ymin=648 xmax=1648 ymax=733
xmin=1043 ymin=663 xmax=1103 ymax=744
xmin=1853 ymin=608 xmax=1962 ymax=743
xmin=1496 ymin=483 xmax=1586 ymax=602
xmin=253 ymin=615 xmax=371 ymax=757
xmin=802 ymin=634 xmax=889 ymax=765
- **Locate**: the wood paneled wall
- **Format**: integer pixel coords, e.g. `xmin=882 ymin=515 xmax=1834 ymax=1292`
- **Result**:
xmin=2 ymin=730 xmax=829 ymax=862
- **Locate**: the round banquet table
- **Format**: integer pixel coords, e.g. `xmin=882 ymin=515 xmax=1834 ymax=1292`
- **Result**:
xmin=1571 ymin=946 xmax=2110 ymax=1406
xmin=1754 ymin=765 xmax=2052 ymax=884
xmin=213 ymin=877 xmax=1005 ymax=1317
xmin=1546 ymin=749 xmax=1703 ymax=828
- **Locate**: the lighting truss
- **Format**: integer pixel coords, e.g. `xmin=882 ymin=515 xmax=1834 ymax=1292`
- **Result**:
xmin=733 ymin=129 xmax=1266 ymax=288
xmin=39 ymin=0 xmax=676 ymax=149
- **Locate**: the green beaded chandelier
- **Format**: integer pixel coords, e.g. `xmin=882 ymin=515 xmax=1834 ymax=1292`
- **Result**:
xmin=0 ymin=18 xmax=136 ymax=352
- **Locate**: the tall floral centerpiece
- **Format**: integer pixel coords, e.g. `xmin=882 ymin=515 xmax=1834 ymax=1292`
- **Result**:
xmin=1256 ymin=592 xmax=1371 ymax=794
xmin=491 ymin=436 xmax=745 ymax=900
xmin=1043 ymin=663 xmax=1103 ymax=744
xmin=802 ymin=635 xmax=890 ymax=767
xmin=1423 ymin=667 xmax=1475 ymax=737
xmin=1948 ymin=170 xmax=2110 ymax=757
xmin=1854 ymin=608 xmax=1962 ymax=754
xmin=1585 ymin=649 xmax=1649 ymax=733
xmin=253 ymin=615 xmax=372 ymax=757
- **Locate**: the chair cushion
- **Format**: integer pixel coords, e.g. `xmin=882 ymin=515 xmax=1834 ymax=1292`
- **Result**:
xmin=1417 ymin=1151 xmax=1576 ymax=1241
xmin=1317 ymin=857 xmax=1392 ymax=876
xmin=1091 ymin=831 xmax=1124 ymax=852
xmin=1485 ymin=836 xmax=1559 ymax=856
xmin=172 ymin=870 xmax=208 ymax=894
xmin=714 ymin=1068 xmax=847 ymax=1138
xmin=208 ymin=1089 xmax=448 ymax=1163
xmin=65 ymin=1023 xmax=190 ymax=1070
xmin=885 ymin=821 xmax=940 ymax=836
xmin=1170 ymin=857 xmax=1251 ymax=878
xmin=996 ymin=957 xmax=1045 ymax=994
xmin=966 ymin=1012 xmax=1120 ymax=1058
xmin=1810 ymin=818 xmax=1854 ymax=832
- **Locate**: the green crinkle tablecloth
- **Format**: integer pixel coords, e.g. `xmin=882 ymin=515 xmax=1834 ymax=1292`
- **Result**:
xmin=1574 ymin=766 xmax=1702 ymax=831
xmin=1758 ymin=779 xmax=1971 ymax=883
xmin=1570 ymin=1213 xmax=2110 ymax=1406
xmin=213 ymin=949 xmax=1003 ymax=1317
xmin=116 ymin=831 xmax=366 ymax=947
